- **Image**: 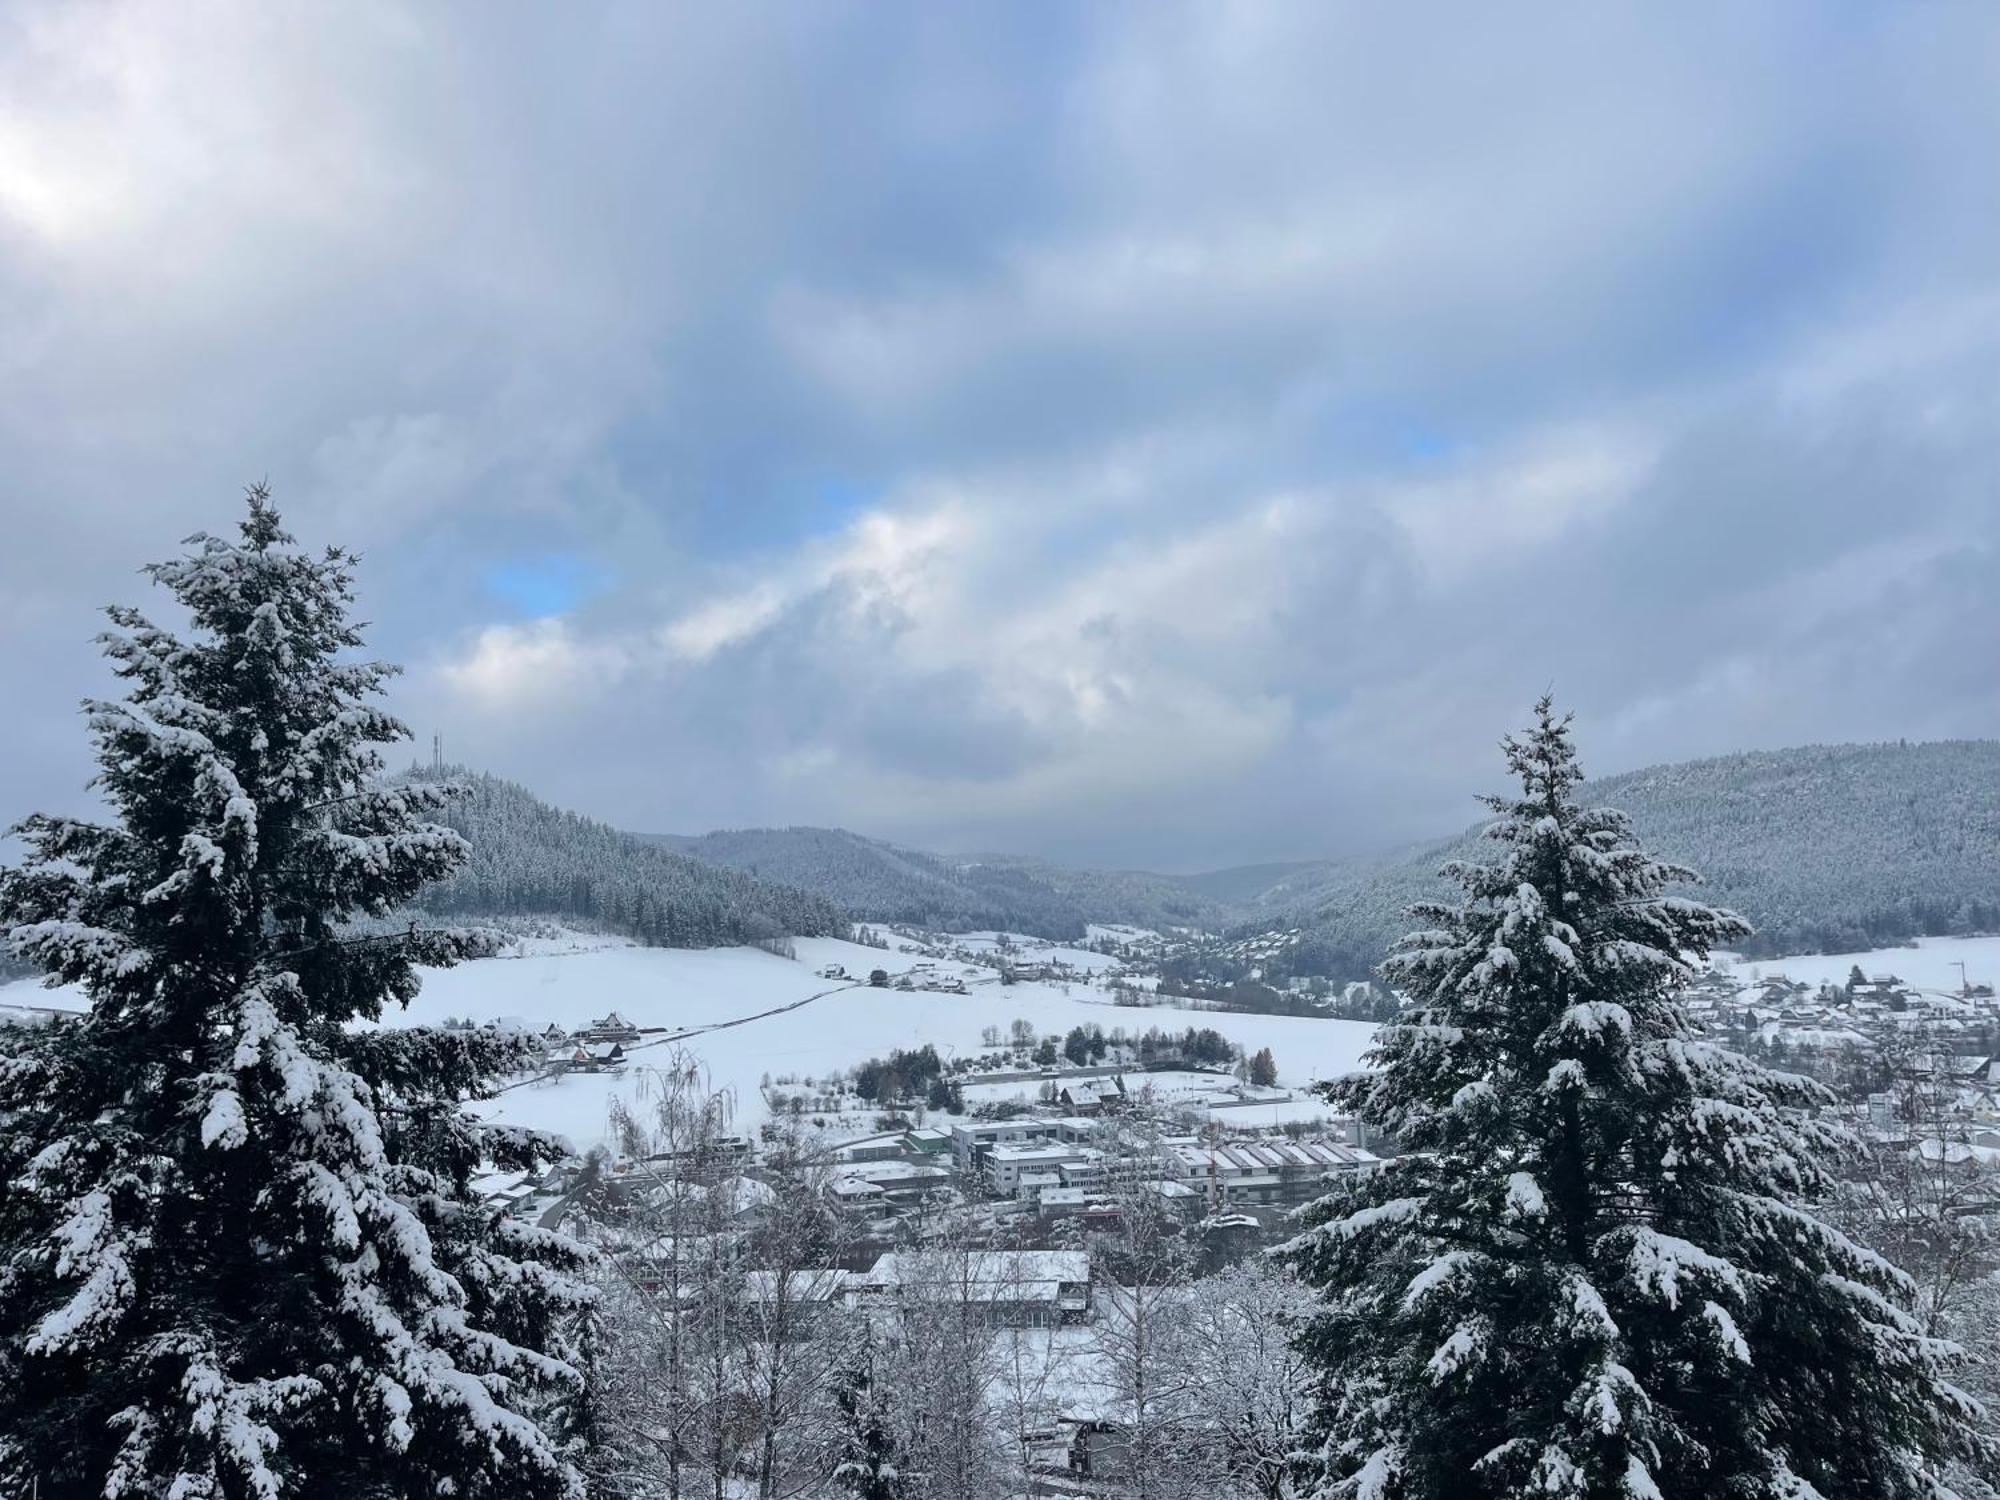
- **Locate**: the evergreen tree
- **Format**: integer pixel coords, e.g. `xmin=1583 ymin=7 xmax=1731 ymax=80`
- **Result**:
xmin=831 ymin=1325 xmax=904 ymax=1499
xmin=0 ymin=491 xmax=594 ymax=1498
xmin=1249 ymin=1047 xmax=1279 ymax=1088
xmin=1285 ymin=697 xmax=1988 ymax=1499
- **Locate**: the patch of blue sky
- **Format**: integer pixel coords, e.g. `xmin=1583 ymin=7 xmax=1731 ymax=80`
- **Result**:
xmin=482 ymin=553 xmax=613 ymax=618
xmin=691 ymin=472 xmax=886 ymax=557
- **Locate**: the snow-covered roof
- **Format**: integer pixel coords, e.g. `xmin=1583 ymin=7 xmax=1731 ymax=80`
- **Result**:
xmin=832 ymin=1160 xmax=950 ymax=1186
xmin=858 ymin=1249 xmax=1089 ymax=1298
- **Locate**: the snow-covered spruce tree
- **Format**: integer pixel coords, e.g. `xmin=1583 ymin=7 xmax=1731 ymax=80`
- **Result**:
xmin=832 ymin=1324 xmax=904 ymax=1500
xmin=1284 ymin=697 xmax=1989 ymax=1500
xmin=0 ymin=491 xmax=594 ymax=1499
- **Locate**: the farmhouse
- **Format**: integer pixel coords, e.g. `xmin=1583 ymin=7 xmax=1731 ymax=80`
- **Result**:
xmin=578 ymin=1010 xmax=642 ymax=1043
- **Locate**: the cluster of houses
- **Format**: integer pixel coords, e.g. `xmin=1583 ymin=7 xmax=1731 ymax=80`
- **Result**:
xmin=711 ymin=1104 xmax=1384 ymax=1238
xmin=534 ymin=1011 xmax=642 ymax=1075
xmin=1684 ymin=964 xmax=2000 ymax=1066
xmin=948 ymin=1116 xmax=1379 ymax=1213
xmin=817 ymin=959 xmax=969 ymax=994
xmin=1677 ymin=961 xmax=2000 ymax=1193
xmin=439 ymin=1008 xmax=645 ymax=1075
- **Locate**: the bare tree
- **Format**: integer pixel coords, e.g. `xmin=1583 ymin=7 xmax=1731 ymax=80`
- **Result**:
xmin=989 ymin=1239 xmax=1078 ymax=1498
xmin=590 ymin=1053 xmax=747 ymax=1499
xmin=1177 ymin=1258 xmax=1314 ymax=1499
xmin=741 ymin=1122 xmax=860 ymax=1498
xmin=1087 ymin=1163 xmax=1222 ymax=1500
xmin=876 ymin=1220 xmax=1011 ymax=1500
xmin=1834 ymin=1027 xmax=2000 ymax=1499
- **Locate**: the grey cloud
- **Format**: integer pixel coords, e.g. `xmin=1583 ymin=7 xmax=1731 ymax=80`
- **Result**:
xmin=1 ymin=2 xmax=1996 ymax=867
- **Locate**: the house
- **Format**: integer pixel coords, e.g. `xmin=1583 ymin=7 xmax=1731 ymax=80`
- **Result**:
xmin=836 ymin=1132 xmax=913 ymax=1163
xmin=634 ymin=1173 xmax=776 ymax=1226
xmin=1058 ymin=1076 xmax=1127 ymax=1114
xmin=1165 ymin=1139 xmax=1380 ymax=1207
xmin=949 ymin=1118 xmax=1066 ymax=1169
xmin=1068 ymin=1416 xmax=1215 ymax=1481
xmin=470 ymin=1168 xmax=542 ymax=1215
xmin=985 ymin=1143 xmax=1093 ymax=1195
xmin=1014 ymin=1170 xmax=1064 ymax=1202
xmin=580 ymin=1010 xmax=641 ymax=1043
xmin=850 ymin=1249 xmax=1092 ymax=1327
xmin=549 ymin=1041 xmax=625 ymax=1073
xmin=827 ymin=1176 xmax=885 ymax=1209
xmin=1959 ymin=1087 xmax=2000 ymax=1124
xmin=825 ymin=1160 xmax=953 ymax=1206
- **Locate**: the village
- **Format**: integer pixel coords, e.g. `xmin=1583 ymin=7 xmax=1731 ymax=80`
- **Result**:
xmin=460 ymin=933 xmax=2000 ymax=1221
xmin=409 ymin=931 xmax=2000 ymax=1493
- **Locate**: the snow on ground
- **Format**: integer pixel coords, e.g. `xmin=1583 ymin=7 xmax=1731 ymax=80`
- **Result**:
xmin=11 ymin=928 xmax=1995 ymax=1153
xmin=406 ymin=935 xmax=1378 ymax=1149
xmin=946 ymin=931 xmax=1127 ymax=974
xmin=965 ymin=1069 xmax=1285 ymax=1113
xmin=1717 ymin=934 xmax=2000 ymax=998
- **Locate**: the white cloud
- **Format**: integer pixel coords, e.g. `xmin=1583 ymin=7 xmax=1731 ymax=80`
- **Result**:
xmin=1378 ymin=425 xmax=1660 ymax=587
xmin=659 ymin=503 xmax=975 ymax=662
xmin=440 ymin=619 xmax=630 ymax=712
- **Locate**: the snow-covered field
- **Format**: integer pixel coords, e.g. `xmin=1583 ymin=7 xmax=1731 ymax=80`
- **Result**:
xmin=10 ymin=931 xmax=1998 ymax=1153
xmin=947 ymin=931 xmax=1128 ymax=974
xmin=391 ymin=935 xmax=1378 ymax=1148
xmin=1 ymin=930 xmax=1374 ymax=1155
xmin=1718 ymin=934 xmax=2000 ymax=998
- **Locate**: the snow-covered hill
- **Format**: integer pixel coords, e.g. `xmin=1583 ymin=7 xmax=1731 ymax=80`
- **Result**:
xmin=651 ymin=825 xmax=1232 ymax=938
xmin=1225 ymin=740 xmax=2000 ymax=976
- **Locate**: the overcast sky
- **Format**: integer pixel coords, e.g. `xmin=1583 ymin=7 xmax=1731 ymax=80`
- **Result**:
xmin=2 ymin=2 xmax=1996 ymax=871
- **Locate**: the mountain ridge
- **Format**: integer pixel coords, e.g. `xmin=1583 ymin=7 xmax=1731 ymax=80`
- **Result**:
xmin=404 ymin=770 xmax=850 ymax=948
xmin=402 ymin=739 xmax=1997 ymax=971
xmin=1228 ymin=738 xmax=2000 ymax=975
xmin=648 ymin=825 xmax=1232 ymax=939
xmin=645 ymin=738 xmax=2000 ymax=969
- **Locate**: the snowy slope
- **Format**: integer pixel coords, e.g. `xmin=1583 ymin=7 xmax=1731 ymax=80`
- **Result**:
xmin=1717 ymin=934 xmax=2000 ymax=997
xmin=14 ymin=933 xmax=1991 ymax=1154
xmin=384 ymin=935 xmax=1380 ymax=1149
xmin=3 ymin=931 xmax=1380 ymax=1150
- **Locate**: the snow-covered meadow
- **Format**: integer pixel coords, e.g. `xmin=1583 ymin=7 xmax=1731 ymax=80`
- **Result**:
xmin=9 ymin=931 xmax=1998 ymax=1154
xmin=1717 ymin=934 xmax=2000 ymax=998
xmin=384 ymin=934 xmax=1379 ymax=1148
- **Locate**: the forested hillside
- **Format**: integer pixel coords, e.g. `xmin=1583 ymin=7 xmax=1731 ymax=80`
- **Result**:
xmin=657 ymin=827 xmax=1230 ymax=939
xmin=1231 ymin=740 xmax=2000 ymax=975
xmin=407 ymin=771 xmax=849 ymax=947
xmin=404 ymin=739 xmax=1999 ymax=965
xmin=954 ymin=852 xmax=1231 ymax=933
